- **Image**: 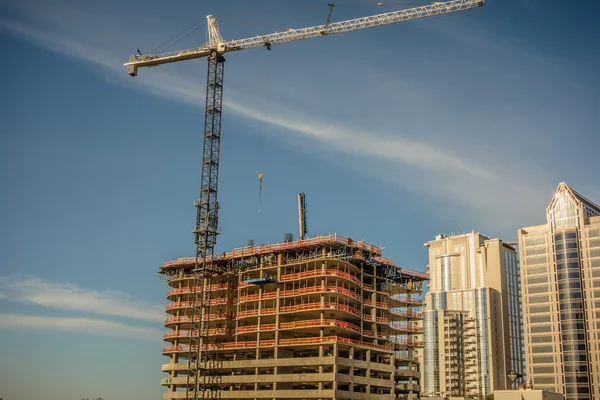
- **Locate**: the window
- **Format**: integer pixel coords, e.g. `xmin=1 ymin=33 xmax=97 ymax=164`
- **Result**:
xmin=588 ymin=228 xmax=600 ymax=238
xmin=534 ymin=377 xmax=555 ymax=384
xmin=564 ymin=365 xmax=587 ymax=373
xmin=533 ymin=366 xmax=555 ymax=374
xmin=525 ymin=237 xmax=546 ymax=246
xmin=526 ymin=256 xmax=548 ymax=265
xmin=526 ymin=247 xmax=547 ymax=256
xmin=530 ymin=315 xmax=551 ymax=324
xmin=561 ymin=333 xmax=586 ymax=342
xmin=531 ymin=325 xmax=552 ymax=334
xmin=532 ymin=356 xmax=554 ymax=363
xmin=526 ymin=266 xmax=548 ymax=275
xmin=529 ymin=295 xmax=550 ymax=304
xmin=530 ymin=305 xmax=551 ymax=314
xmin=529 ymin=285 xmax=550 ymax=294
xmin=531 ymin=336 xmax=552 ymax=343
xmin=531 ymin=345 xmax=553 ymax=353
xmin=558 ymin=281 xmax=581 ymax=291
xmin=557 ymin=271 xmax=581 ymax=280
xmin=562 ymin=343 xmax=587 ymax=352
xmin=559 ymin=292 xmax=581 ymax=301
xmin=528 ymin=275 xmax=549 ymax=285
xmin=560 ymin=311 xmax=584 ymax=321
xmin=556 ymin=242 xmax=579 ymax=251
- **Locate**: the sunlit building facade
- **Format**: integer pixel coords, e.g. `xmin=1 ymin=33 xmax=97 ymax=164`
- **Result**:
xmin=423 ymin=232 xmax=525 ymax=398
xmin=518 ymin=182 xmax=600 ymax=400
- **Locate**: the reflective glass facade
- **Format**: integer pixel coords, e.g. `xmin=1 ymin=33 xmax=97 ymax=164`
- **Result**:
xmin=424 ymin=233 xmax=525 ymax=397
xmin=475 ymin=288 xmax=490 ymax=395
xmin=423 ymin=311 xmax=439 ymax=395
xmin=519 ymin=182 xmax=600 ymax=400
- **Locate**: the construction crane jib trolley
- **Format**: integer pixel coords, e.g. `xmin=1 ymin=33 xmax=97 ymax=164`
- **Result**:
xmin=123 ymin=1 xmax=483 ymax=399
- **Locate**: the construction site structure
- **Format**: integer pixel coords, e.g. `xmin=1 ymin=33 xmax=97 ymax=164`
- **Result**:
xmin=160 ymin=234 xmax=428 ymax=400
xmin=125 ymin=2 xmax=484 ymax=399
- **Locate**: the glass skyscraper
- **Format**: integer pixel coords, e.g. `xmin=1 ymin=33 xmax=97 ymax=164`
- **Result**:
xmin=518 ymin=182 xmax=600 ymax=400
xmin=423 ymin=232 xmax=525 ymax=398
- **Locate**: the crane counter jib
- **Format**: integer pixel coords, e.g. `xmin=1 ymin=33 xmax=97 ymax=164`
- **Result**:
xmin=123 ymin=0 xmax=483 ymax=77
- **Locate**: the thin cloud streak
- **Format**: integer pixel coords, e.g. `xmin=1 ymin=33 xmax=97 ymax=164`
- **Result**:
xmin=0 ymin=275 xmax=165 ymax=323
xmin=0 ymin=12 xmax=552 ymax=230
xmin=226 ymin=99 xmax=493 ymax=180
xmin=0 ymin=18 xmax=495 ymax=180
xmin=0 ymin=17 xmax=122 ymax=72
xmin=0 ymin=313 xmax=162 ymax=342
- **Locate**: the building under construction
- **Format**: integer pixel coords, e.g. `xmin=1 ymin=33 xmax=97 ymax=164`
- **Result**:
xmin=159 ymin=234 xmax=428 ymax=400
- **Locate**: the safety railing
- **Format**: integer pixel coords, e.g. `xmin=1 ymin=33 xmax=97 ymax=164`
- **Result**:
xmin=167 ymin=283 xmax=235 ymax=297
xmin=388 ymin=323 xmax=424 ymax=333
xmin=363 ymin=314 xmax=389 ymax=323
xmin=163 ymin=327 xmax=233 ymax=340
xmin=364 ymin=299 xmax=389 ymax=309
xmin=389 ymin=295 xmax=424 ymax=305
xmin=165 ymin=297 xmax=234 ymax=311
xmin=276 ymin=285 xmax=360 ymax=301
xmin=363 ymin=329 xmax=387 ymax=339
xmin=372 ymin=257 xmax=429 ymax=280
xmin=389 ymin=309 xmax=423 ymax=318
xmin=388 ymin=338 xmax=424 ymax=347
xmin=279 ymin=269 xmax=361 ymax=286
xmin=164 ymin=314 xmax=232 ymax=325
xmin=275 ymin=301 xmax=362 ymax=317
xmin=161 ymin=234 xmax=383 ymax=271
xmin=162 ymin=333 xmax=394 ymax=355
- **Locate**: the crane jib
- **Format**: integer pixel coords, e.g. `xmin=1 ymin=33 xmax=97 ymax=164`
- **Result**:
xmin=123 ymin=0 xmax=483 ymax=76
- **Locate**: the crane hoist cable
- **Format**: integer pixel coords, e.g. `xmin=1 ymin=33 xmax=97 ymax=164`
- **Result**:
xmin=258 ymin=173 xmax=264 ymax=214
xmin=150 ymin=20 xmax=207 ymax=53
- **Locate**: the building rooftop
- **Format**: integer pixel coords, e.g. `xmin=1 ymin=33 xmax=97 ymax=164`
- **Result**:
xmin=160 ymin=233 xmax=429 ymax=280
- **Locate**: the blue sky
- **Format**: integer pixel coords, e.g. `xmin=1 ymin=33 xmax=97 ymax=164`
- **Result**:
xmin=0 ymin=0 xmax=598 ymax=399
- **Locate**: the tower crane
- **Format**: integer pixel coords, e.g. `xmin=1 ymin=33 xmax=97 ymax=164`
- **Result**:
xmin=123 ymin=1 xmax=483 ymax=399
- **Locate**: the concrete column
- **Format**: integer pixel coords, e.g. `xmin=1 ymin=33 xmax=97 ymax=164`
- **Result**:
xmin=366 ymin=349 xmax=372 ymax=396
xmin=318 ymin=345 xmax=324 ymax=390
xmin=333 ymin=343 xmax=339 ymax=392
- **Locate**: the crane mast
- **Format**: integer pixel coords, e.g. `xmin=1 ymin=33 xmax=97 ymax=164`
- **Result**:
xmin=124 ymin=1 xmax=483 ymax=399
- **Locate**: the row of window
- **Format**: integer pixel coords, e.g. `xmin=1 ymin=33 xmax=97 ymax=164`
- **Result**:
xmin=556 ymin=232 xmax=578 ymax=240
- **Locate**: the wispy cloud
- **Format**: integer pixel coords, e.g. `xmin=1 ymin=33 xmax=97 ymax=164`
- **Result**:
xmin=0 ymin=313 xmax=162 ymax=342
xmin=0 ymin=17 xmax=495 ymax=179
xmin=0 ymin=275 xmax=164 ymax=322
xmin=0 ymin=17 xmax=122 ymax=72
xmin=0 ymin=4 xmax=585 ymax=235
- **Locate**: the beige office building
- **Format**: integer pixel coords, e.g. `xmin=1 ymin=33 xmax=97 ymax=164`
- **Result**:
xmin=518 ymin=182 xmax=600 ymax=400
xmin=423 ymin=232 xmax=526 ymax=398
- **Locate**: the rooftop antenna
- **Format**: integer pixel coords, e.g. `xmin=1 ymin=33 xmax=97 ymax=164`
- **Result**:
xmin=298 ymin=192 xmax=307 ymax=240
